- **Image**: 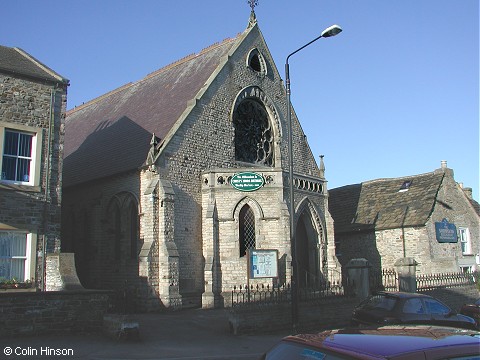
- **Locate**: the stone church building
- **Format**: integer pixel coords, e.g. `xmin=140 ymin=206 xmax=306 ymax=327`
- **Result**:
xmin=62 ymin=13 xmax=337 ymax=310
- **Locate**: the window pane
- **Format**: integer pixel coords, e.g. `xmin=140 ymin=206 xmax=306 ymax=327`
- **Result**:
xmin=0 ymin=259 xmax=12 ymax=279
xmin=10 ymin=259 xmax=25 ymax=281
xmin=1 ymin=157 xmax=16 ymax=180
xmin=0 ymin=232 xmax=27 ymax=281
xmin=3 ymin=131 xmax=18 ymax=156
xmin=10 ymin=234 xmax=27 ymax=257
xmin=16 ymin=158 xmax=31 ymax=182
xmin=425 ymin=299 xmax=449 ymax=315
xmin=403 ymin=298 xmax=425 ymax=314
xmin=18 ymin=133 xmax=32 ymax=157
xmin=239 ymin=205 xmax=256 ymax=257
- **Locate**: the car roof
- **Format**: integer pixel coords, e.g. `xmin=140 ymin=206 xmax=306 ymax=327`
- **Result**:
xmin=373 ymin=291 xmax=433 ymax=299
xmin=284 ymin=326 xmax=480 ymax=359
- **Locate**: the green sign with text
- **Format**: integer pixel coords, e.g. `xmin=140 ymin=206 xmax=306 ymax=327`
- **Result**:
xmin=230 ymin=172 xmax=264 ymax=192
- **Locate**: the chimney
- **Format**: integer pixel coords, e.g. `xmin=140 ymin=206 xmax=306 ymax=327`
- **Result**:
xmin=435 ymin=160 xmax=454 ymax=176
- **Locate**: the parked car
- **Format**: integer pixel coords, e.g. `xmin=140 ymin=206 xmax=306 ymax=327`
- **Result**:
xmin=460 ymin=299 xmax=480 ymax=327
xmin=351 ymin=291 xmax=477 ymax=330
xmin=260 ymin=325 xmax=480 ymax=360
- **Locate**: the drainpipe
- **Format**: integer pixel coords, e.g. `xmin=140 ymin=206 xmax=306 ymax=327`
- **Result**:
xmin=41 ymin=85 xmax=56 ymax=290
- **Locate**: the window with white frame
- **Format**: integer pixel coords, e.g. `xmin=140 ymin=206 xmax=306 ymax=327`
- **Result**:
xmin=1 ymin=129 xmax=35 ymax=184
xmin=458 ymin=227 xmax=472 ymax=255
xmin=0 ymin=232 xmax=31 ymax=282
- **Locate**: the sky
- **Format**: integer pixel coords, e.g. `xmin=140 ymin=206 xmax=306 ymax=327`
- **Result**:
xmin=2 ymin=1 xmax=479 ymax=200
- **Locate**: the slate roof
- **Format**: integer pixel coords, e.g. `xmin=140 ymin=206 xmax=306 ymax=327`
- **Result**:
xmin=0 ymin=45 xmax=68 ymax=84
xmin=328 ymin=171 xmax=446 ymax=233
xmin=63 ymin=35 xmax=240 ymax=187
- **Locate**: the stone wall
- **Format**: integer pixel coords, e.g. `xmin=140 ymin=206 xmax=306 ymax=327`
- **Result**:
xmin=0 ymin=72 xmax=67 ymax=287
xmin=228 ymin=296 xmax=359 ymax=335
xmin=0 ymin=290 xmax=111 ymax=337
xmin=228 ymin=284 xmax=479 ymax=335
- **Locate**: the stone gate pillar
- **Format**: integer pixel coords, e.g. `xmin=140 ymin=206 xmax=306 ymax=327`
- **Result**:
xmin=345 ymin=258 xmax=370 ymax=300
xmin=395 ymin=257 xmax=418 ymax=293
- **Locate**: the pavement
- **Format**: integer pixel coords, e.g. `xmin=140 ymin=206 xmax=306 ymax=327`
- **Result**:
xmin=0 ymin=308 xmax=293 ymax=360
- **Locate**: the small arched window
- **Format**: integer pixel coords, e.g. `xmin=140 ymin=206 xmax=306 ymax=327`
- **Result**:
xmin=247 ymin=48 xmax=267 ymax=76
xmin=239 ymin=205 xmax=256 ymax=257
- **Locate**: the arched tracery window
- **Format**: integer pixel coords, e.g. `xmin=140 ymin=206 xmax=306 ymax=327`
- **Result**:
xmin=233 ymin=99 xmax=274 ymax=166
xmin=239 ymin=204 xmax=256 ymax=257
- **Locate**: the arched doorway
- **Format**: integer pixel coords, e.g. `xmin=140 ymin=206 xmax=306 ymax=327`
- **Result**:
xmin=295 ymin=211 xmax=320 ymax=288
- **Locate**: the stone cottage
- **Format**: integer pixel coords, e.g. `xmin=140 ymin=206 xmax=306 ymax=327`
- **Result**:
xmin=0 ymin=45 xmax=68 ymax=289
xmin=329 ymin=161 xmax=480 ymax=275
xmin=62 ymin=13 xmax=338 ymax=310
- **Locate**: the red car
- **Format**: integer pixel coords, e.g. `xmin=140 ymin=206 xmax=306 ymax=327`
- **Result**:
xmin=261 ymin=326 xmax=480 ymax=360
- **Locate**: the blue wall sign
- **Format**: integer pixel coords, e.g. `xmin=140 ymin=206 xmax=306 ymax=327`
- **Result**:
xmin=435 ymin=218 xmax=457 ymax=243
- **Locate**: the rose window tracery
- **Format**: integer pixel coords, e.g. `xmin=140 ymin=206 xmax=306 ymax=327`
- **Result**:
xmin=233 ymin=99 xmax=274 ymax=166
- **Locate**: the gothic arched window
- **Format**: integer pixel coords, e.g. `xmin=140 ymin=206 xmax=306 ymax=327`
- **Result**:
xmin=233 ymin=99 xmax=274 ymax=166
xmin=239 ymin=204 xmax=256 ymax=257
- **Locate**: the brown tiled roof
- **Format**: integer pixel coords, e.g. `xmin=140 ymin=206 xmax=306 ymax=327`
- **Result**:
xmin=63 ymin=37 xmax=239 ymax=187
xmin=0 ymin=45 xmax=68 ymax=84
xmin=328 ymin=172 xmax=445 ymax=233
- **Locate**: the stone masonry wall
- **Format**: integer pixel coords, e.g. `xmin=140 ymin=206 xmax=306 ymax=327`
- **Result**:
xmin=154 ymin=24 xmax=327 ymax=298
xmin=0 ymin=73 xmax=67 ymax=285
xmin=425 ymin=169 xmax=480 ymax=273
xmin=0 ymin=290 xmax=111 ymax=337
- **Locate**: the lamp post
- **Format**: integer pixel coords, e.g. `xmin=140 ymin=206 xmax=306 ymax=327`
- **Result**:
xmin=285 ymin=24 xmax=342 ymax=330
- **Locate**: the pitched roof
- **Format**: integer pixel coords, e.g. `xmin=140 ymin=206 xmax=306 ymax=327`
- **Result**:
xmin=328 ymin=171 xmax=446 ymax=232
xmin=0 ymin=45 xmax=68 ymax=84
xmin=63 ymin=35 xmax=240 ymax=187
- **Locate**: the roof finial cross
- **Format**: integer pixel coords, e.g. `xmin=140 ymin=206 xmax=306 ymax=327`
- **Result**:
xmin=247 ymin=0 xmax=259 ymax=13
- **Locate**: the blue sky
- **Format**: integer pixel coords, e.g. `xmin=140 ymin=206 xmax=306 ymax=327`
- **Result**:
xmin=2 ymin=1 xmax=479 ymax=200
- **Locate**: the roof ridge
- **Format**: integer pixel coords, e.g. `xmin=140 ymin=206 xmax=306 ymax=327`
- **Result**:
xmin=67 ymin=36 xmax=238 ymax=115
xmin=143 ymin=36 xmax=237 ymax=81
xmin=13 ymin=47 xmax=68 ymax=83
xmin=362 ymin=170 xmax=439 ymax=185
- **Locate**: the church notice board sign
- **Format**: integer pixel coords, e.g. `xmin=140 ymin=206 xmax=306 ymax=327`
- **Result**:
xmin=231 ymin=172 xmax=265 ymax=192
xmin=435 ymin=218 xmax=458 ymax=243
xmin=248 ymin=249 xmax=278 ymax=279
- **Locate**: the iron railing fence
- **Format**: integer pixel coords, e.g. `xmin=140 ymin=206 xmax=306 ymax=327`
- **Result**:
xmin=370 ymin=268 xmax=399 ymax=292
xmin=417 ymin=271 xmax=479 ymax=291
xmin=231 ymin=279 xmax=353 ymax=307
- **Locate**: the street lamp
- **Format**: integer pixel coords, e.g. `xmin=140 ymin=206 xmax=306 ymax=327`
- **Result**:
xmin=285 ymin=24 xmax=342 ymax=331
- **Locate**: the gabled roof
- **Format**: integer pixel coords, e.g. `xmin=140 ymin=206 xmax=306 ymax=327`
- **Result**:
xmin=0 ymin=45 xmax=68 ymax=84
xmin=328 ymin=171 xmax=446 ymax=233
xmin=64 ymin=34 xmax=242 ymax=187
